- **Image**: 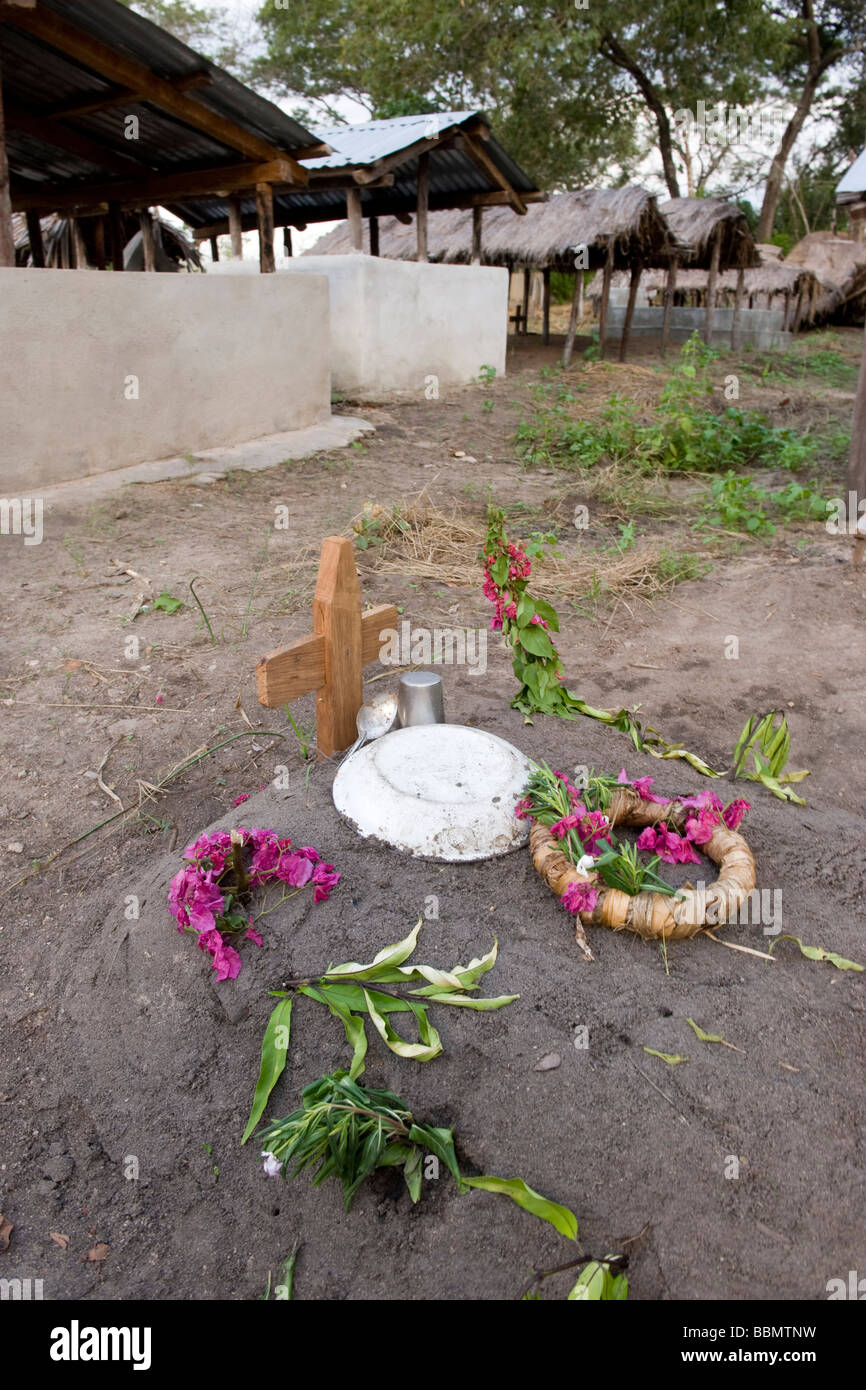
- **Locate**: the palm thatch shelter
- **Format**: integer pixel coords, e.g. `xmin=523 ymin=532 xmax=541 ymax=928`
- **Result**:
xmin=588 ymin=245 xmax=820 ymax=333
xmin=655 ymin=197 xmax=760 ymax=351
xmin=786 ymin=231 xmax=866 ymax=326
xmin=305 ymin=188 xmax=677 ymax=362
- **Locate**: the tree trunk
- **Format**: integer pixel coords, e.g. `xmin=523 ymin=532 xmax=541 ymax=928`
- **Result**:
xmin=599 ymin=31 xmax=680 ymax=197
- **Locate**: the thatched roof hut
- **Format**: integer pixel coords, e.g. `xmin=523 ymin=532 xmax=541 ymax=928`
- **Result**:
xmin=786 ymin=231 xmax=866 ymax=325
xmin=11 ymin=211 xmax=202 ymax=272
xmin=659 ymin=197 xmax=760 ymax=271
xmin=306 ymin=187 xmax=674 ymax=273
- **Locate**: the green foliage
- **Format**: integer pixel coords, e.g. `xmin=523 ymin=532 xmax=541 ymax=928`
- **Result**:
xmin=256 ymin=1069 xmax=579 ymax=1238
xmin=731 ymin=711 xmax=810 ymax=803
xmin=242 ymin=922 xmax=517 ymax=1139
xmin=593 ymin=840 xmax=680 ymax=898
xmin=696 ymin=472 xmax=831 ymax=537
xmin=153 ymin=591 xmax=183 ymax=613
xmin=567 ymin=1260 xmax=629 ymax=1300
xmin=767 ymin=936 xmax=863 ymax=971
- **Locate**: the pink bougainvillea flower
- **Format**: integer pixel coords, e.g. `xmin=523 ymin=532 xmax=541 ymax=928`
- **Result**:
xmin=722 ymin=798 xmax=751 ymax=831
xmin=156 ymin=694 xmax=164 ymax=706
xmin=635 ymin=826 xmax=659 ymax=853
xmin=210 ymin=937 xmax=242 ymax=982
xmin=514 ymin=797 xmax=533 ymax=821
xmin=186 ymin=875 xmax=225 ymax=933
xmin=651 ymin=823 xmax=702 ymax=866
xmin=550 ymin=814 xmax=580 ymax=840
xmin=684 ymin=804 xmax=721 ymax=846
xmin=276 ymin=852 xmax=314 ymax=888
xmin=312 ymin=863 xmax=340 ymax=903
xmin=561 ymin=880 xmax=598 ymax=916
xmin=232 ymin=793 xmax=250 ymax=807
xmin=679 ymin=789 xmax=724 ymax=813
xmin=617 ymin=769 xmax=671 ymax=805
xmin=575 ymin=810 xmax=613 ymax=856
xmin=245 ymin=927 xmax=263 ymax=947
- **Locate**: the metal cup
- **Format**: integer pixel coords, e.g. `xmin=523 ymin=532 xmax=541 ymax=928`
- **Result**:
xmin=397 ymin=671 xmax=445 ymax=727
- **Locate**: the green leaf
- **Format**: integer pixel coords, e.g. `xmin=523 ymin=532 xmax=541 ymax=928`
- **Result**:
xmin=517 ymin=624 xmax=555 ymax=659
xmin=322 ymin=919 xmax=423 ymax=982
xmin=411 ymin=991 xmax=519 ymax=1009
xmin=567 ymin=1261 xmax=627 ymax=1300
xmin=531 ymin=598 xmax=560 ymax=632
xmin=686 ymin=1017 xmax=742 ymax=1051
xmin=408 ymin=1123 xmax=462 ymax=1186
xmin=241 ymin=998 xmax=292 ymax=1144
xmin=153 ymin=591 xmax=183 ymax=613
xmin=461 ymin=1175 xmax=578 ymax=1240
xmin=403 ymin=1147 xmax=423 ymax=1203
xmin=363 ymin=990 xmax=443 ymax=1061
xmin=767 ymin=935 xmax=863 ymax=971
xmin=643 ymin=1048 xmax=688 ymax=1065
xmin=305 ymin=985 xmax=368 ymax=1079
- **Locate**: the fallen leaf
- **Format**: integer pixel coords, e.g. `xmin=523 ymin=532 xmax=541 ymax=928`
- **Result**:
xmin=63 ymin=659 xmax=84 ymax=673
xmin=768 ymin=935 xmax=863 ymax=971
xmin=686 ymin=1017 xmax=744 ymax=1053
xmin=0 ymin=1213 xmax=12 ymax=1251
xmin=643 ymin=1047 xmax=688 ymax=1066
xmin=779 ymin=1062 xmax=800 ymax=1073
xmin=49 ymin=1232 xmax=69 ymax=1250
xmin=86 ymin=1243 xmax=110 ymax=1263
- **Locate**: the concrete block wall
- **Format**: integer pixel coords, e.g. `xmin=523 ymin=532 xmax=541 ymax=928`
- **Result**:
xmin=0 ymin=269 xmax=331 ymax=489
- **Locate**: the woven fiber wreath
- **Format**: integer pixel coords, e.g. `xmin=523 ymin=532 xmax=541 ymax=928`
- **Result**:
xmin=521 ymin=768 xmax=756 ymax=961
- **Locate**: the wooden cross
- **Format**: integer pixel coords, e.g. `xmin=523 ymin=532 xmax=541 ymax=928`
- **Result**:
xmin=256 ymin=536 xmax=398 ymax=758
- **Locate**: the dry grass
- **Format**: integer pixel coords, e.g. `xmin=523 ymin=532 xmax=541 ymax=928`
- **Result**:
xmin=352 ymin=493 xmax=686 ymax=602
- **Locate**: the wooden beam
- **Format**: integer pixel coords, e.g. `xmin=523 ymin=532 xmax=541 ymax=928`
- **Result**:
xmin=731 ymin=266 xmax=745 ymax=350
xmin=457 ymin=132 xmax=526 ymax=213
xmin=108 ymin=199 xmax=124 ymax=270
xmin=140 ymin=208 xmax=155 ymax=271
xmin=848 ymin=322 xmax=866 ymax=560
xmin=0 ymin=64 xmax=14 ymax=267
xmin=92 ymin=213 xmax=106 ymax=270
xmin=256 ymin=182 xmax=275 ymax=272
xmin=12 ymin=157 xmax=300 ymax=213
xmin=522 ymin=267 xmax=530 ymax=334
xmin=210 ymin=234 xmax=219 ymax=261
xmin=471 ymin=204 xmax=482 ymax=264
xmin=313 ymin=539 xmax=363 ymax=757
xmin=369 ymin=214 xmax=379 ymax=257
xmin=25 ymin=207 xmax=44 ymax=266
xmin=542 ymin=266 xmax=551 ymax=344
xmin=598 ymin=239 xmax=614 ymax=360
xmin=228 ymin=195 xmax=243 ymax=259
xmin=283 ymin=225 xmax=292 ymax=257
xmin=562 ymin=271 xmax=582 ymax=366
xmin=619 ymin=265 xmax=641 ymax=362
xmin=72 ymin=215 xmax=87 ymax=268
xmin=416 ymin=151 xmax=429 ymax=262
xmin=704 ymin=226 xmax=721 ymax=345
xmin=346 ymin=186 xmax=363 ymax=250
xmin=5 ymin=101 xmax=146 ymax=177
xmin=661 ymin=257 xmax=677 ymax=358
xmin=3 ymin=4 xmax=308 ymax=177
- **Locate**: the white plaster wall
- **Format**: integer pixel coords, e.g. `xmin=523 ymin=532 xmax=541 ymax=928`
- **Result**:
xmin=211 ymin=254 xmax=508 ymax=394
xmin=0 ymin=268 xmax=331 ymax=490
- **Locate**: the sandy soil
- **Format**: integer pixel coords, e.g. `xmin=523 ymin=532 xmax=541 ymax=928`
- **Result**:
xmin=1 ymin=330 xmax=864 ymax=1301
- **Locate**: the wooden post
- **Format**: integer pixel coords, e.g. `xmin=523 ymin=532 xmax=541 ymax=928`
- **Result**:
xmin=522 ymin=267 xmax=530 ymax=333
xmin=369 ymin=215 xmax=379 ymax=257
xmin=731 ymin=266 xmax=745 ymax=350
xmin=562 ymin=271 xmax=582 ymax=366
xmin=791 ymin=278 xmax=806 ymax=334
xmin=416 ymin=151 xmax=429 ymax=262
xmin=228 ymin=195 xmax=243 ymax=259
xmin=471 ymin=205 xmax=483 ymax=264
xmin=542 ymin=266 xmax=551 ymax=345
xmin=0 ymin=64 xmax=14 ymax=267
xmin=26 ymin=209 xmax=45 ymax=267
xmin=848 ymin=323 xmax=866 ymax=562
xmin=140 ymin=208 xmax=156 ymax=271
xmin=704 ymin=226 xmax=722 ymax=345
xmin=256 ymin=536 xmax=399 ymax=758
xmin=619 ymin=263 xmax=641 ymax=362
xmin=661 ymin=257 xmax=677 ymax=358
xmin=283 ymin=225 xmax=293 ymax=257
xmin=782 ymin=288 xmax=792 ymax=331
xmin=93 ymin=214 xmax=106 ymax=270
xmin=256 ymin=182 xmax=275 ymax=272
xmin=72 ymin=217 xmax=87 ymax=269
xmin=346 ymin=186 xmax=363 ymax=251
xmin=210 ymin=234 xmax=220 ymax=262
xmin=108 ymin=200 xmax=125 ymax=270
xmin=598 ymin=239 xmax=614 ymax=360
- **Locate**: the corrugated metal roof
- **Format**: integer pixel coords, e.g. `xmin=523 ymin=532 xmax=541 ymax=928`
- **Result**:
xmin=837 ymin=149 xmax=866 ymax=202
xmin=1 ymin=0 xmax=322 ymax=203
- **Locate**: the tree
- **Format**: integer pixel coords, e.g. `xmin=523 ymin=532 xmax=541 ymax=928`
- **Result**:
xmin=119 ymin=1 xmax=248 ymax=70
xmin=755 ymin=0 xmax=866 ymax=241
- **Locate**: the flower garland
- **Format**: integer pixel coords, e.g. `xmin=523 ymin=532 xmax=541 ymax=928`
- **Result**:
xmin=168 ymin=827 xmax=340 ymax=981
xmin=517 ymin=764 xmax=749 ymax=924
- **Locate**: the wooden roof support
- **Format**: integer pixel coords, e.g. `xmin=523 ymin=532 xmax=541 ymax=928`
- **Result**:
xmin=256 ymin=181 xmax=275 ymax=272
xmin=416 ymin=151 xmax=429 ymax=262
xmin=139 ymin=208 xmax=155 ymax=271
xmin=661 ymin=256 xmax=677 ymax=358
xmin=522 ymin=268 xmax=530 ymax=334
xmin=703 ymin=224 xmax=722 ymax=345
xmin=3 ymin=3 xmax=308 ymax=176
xmin=471 ymin=204 xmax=482 ymax=264
xmin=619 ymin=264 xmax=642 ymax=362
xmin=108 ymin=199 xmax=124 ymax=270
xmin=0 ymin=63 xmax=13 ymax=266
xmin=457 ymin=131 xmax=525 ymax=213
xmin=346 ymin=186 xmax=363 ymax=249
xmin=369 ymin=214 xmax=379 ymax=257
xmin=731 ymin=266 xmax=745 ymax=350
xmin=25 ymin=207 xmax=44 ymax=265
xmin=12 ymin=157 xmax=301 ymax=213
xmin=562 ymin=271 xmax=583 ymax=366
xmin=542 ymin=266 xmax=551 ymax=344
xmin=598 ymin=238 xmax=615 ymax=360
xmin=228 ymin=194 xmax=243 ymax=259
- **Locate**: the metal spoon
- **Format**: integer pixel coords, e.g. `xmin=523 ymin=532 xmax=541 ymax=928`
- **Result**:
xmin=340 ymin=692 xmax=399 ymax=763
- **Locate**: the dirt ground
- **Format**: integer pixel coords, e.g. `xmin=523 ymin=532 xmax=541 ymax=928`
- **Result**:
xmin=1 ymin=327 xmax=864 ymax=1301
